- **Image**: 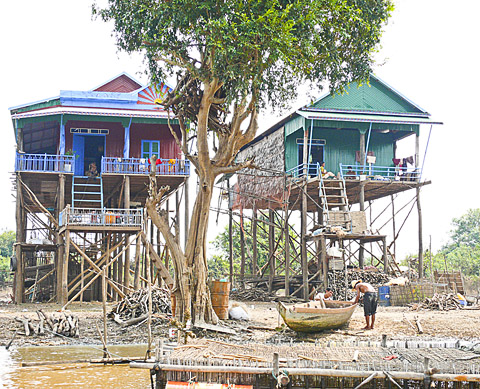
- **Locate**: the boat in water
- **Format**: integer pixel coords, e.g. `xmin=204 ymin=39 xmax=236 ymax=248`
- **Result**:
xmin=277 ymin=300 xmax=358 ymax=333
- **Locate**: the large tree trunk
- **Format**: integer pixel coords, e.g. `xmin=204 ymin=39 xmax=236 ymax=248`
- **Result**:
xmin=185 ymin=172 xmax=217 ymax=323
xmin=146 ymin=77 xmax=257 ymax=325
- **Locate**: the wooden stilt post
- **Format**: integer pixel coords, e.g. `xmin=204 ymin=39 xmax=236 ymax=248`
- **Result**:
xmin=321 ymin=235 xmax=328 ymax=287
xmin=14 ymin=174 xmax=25 ymax=304
xmin=175 ymin=190 xmax=180 ymax=245
xmin=61 ymin=230 xmax=71 ymax=306
xmin=301 ymin=127 xmax=309 ymax=300
xmin=146 ymin=250 xmax=153 ymax=359
xmin=252 ymin=205 xmax=258 ymax=276
xmin=359 ymin=181 xmax=366 ymax=269
xmin=112 ymin=233 xmax=118 ymax=301
xmin=133 ymin=234 xmax=142 ymax=290
xmin=80 ymin=252 xmax=84 ymax=303
xmin=239 ymin=213 xmax=246 ymax=287
xmin=123 ymin=175 xmax=131 ymax=291
xmin=417 ymin=187 xmax=423 ymax=278
xmin=102 ymin=266 xmax=108 ymax=359
xmin=391 ymin=195 xmax=396 ymax=260
xmin=383 ymin=236 xmax=388 ymax=274
xmin=55 ymin=174 xmax=65 ymax=304
xmin=284 ymin=206 xmax=290 ymax=296
xmin=316 ymin=210 xmax=322 ymax=285
xmin=268 ymin=209 xmax=275 ymax=293
xmin=416 ymin=132 xmax=424 ymax=278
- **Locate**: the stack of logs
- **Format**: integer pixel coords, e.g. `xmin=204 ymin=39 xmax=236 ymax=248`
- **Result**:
xmin=230 ymin=288 xmax=277 ymax=302
xmin=15 ymin=310 xmax=79 ymax=337
xmin=109 ymin=287 xmax=171 ymax=326
xmin=327 ymin=270 xmax=391 ymax=300
xmin=410 ymin=293 xmax=465 ymax=311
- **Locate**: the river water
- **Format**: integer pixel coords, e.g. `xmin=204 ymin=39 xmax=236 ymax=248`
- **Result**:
xmin=0 ymin=344 xmax=152 ymax=388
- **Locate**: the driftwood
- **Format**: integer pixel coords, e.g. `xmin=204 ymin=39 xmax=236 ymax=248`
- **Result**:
xmin=15 ymin=310 xmax=79 ymax=338
xmin=109 ymin=287 xmax=171 ymax=324
xmin=414 ymin=316 xmax=423 ymax=334
xmin=21 ymin=357 xmax=145 ymax=367
xmin=402 ymin=314 xmax=418 ymax=333
xmin=410 ymin=293 xmax=464 ymax=311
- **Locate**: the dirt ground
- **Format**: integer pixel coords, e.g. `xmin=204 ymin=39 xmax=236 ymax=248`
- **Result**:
xmin=1 ymin=296 xmax=479 ymax=348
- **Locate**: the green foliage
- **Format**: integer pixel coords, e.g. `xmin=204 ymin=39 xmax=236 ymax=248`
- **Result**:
xmin=94 ymin=0 xmax=393 ymax=111
xmin=445 ymin=209 xmax=480 ymax=251
xmin=0 ymin=256 xmax=12 ymax=283
xmin=208 ymin=218 xmax=297 ymax=278
xmin=403 ymin=209 xmax=480 ymax=280
xmin=0 ymin=230 xmax=15 ymax=258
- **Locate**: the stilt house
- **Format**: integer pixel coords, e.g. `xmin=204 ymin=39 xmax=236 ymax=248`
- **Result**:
xmin=234 ymin=74 xmax=441 ymax=297
xmin=10 ymin=73 xmax=188 ymax=304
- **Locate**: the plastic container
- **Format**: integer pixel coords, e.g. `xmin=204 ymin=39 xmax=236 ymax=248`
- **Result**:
xmin=378 ymin=285 xmax=391 ymax=306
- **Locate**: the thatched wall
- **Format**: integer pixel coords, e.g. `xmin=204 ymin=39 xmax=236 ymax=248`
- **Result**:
xmin=234 ymin=129 xmax=286 ymax=210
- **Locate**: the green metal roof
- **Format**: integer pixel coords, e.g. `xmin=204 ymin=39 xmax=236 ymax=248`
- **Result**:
xmin=309 ymin=75 xmax=428 ymax=115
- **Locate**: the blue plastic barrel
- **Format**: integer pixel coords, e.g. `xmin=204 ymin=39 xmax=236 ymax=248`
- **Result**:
xmin=378 ymin=285 xmax=391 ymax=306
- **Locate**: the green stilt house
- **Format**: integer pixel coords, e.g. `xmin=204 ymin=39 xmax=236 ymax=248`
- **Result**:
xmin=234 ymin=74 xmax=442 ymax=297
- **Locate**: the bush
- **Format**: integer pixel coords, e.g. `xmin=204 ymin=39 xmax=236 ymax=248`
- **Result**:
xmin=0 ymin=256 xmax=13 ymax=283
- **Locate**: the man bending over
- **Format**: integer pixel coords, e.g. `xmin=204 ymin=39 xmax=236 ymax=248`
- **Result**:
xmin=352 ymin=280 xmax=377 ymax=330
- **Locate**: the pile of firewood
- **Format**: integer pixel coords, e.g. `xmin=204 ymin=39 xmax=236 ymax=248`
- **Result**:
xmin=230 ymin=287 xmax=277 ymax=302
xmin=15 ymin=310 xmax=79 ymax=337
xmin=109 ymin=287 xmax=171 ymax=326
xmin=327 ymin=270 xmax=391 ymax=300
xmin=410 ymin=293 xmax=464 ymax=311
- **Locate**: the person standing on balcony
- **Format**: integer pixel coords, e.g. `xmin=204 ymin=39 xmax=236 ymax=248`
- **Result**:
xmin=320 ymin=161 xmax=335 ymax=179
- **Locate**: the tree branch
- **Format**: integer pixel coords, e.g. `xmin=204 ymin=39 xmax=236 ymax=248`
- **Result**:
xmin=213 ymin=159 xmax=255 ymax=175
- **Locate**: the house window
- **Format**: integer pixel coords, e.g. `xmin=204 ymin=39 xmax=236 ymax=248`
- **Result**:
xmin=141 ymin=140 xmax=160 ymax=160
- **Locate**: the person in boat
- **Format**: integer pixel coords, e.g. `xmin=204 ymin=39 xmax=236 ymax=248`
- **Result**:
xmin=352 ymin=280 xmax=378 ymax=330
xmin=314 ymin=287 xmax=333 ymax=301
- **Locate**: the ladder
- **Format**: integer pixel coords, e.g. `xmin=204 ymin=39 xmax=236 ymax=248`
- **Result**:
xmin=72 ymin=176 xmax=104 ymax=209
xmin=319 ymin=173 xmax=352 ymax=231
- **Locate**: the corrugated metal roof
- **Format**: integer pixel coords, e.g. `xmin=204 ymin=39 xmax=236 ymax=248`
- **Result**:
xmin=11 ymin=106 xmax=172 ymax=120
xmin=296 ymin=110 xmax=442 ymax=125
xmin=309 ymin=74 xmax=429 ymax=115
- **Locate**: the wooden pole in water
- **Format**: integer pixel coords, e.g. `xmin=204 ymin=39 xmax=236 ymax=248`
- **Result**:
xmin=61 ymin=230 xmax=71 ymax=306
xmin=146 ymin=249 xmax=153 ymax=359
xmin=102 ymin=266 xmax=108 ymax=359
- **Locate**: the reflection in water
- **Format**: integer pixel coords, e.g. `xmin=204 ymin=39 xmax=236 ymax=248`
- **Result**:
xmin=0 ymin=344 xmax=152 ymax=388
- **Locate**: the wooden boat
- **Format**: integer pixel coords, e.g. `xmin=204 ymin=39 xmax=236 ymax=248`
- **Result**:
xmin=277 ymin=300 xmax=358 ymax=332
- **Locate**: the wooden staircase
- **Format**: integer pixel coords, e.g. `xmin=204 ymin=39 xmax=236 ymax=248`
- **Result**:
xmin=319 ymin=176 xmax=352 ymax=231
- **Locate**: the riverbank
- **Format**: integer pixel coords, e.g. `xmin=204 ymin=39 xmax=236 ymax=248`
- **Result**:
xmin=1 ymin=300 xmax=480 ymax=348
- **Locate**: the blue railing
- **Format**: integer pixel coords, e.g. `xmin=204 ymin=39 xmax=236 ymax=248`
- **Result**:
xmin=101 ymin=157 xmax=190 ymax=176
xmin=15 ymin=152 xmax=75 ymax=173
xmin=286 ymin=163 xmax=320 ymax=178
xmin=60 ymin=206 xmax=143 ymax=227
xmin=339 ymin=163 xmax=422 ymax=182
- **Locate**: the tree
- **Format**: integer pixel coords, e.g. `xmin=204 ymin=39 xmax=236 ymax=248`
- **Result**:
xmin=95 ymin=0 xmax=393 ymax=324
xmin=0 ymin=230 xmax=15 ymax=258
xmin=445 ymin=209 xmax=480 ymax=251
xmin=0 ymin=231 xmax=15 ymax=284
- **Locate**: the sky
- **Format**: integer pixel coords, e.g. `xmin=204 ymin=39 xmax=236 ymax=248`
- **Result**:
xmin=1 ymin=1 xmax=479 ymax=261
